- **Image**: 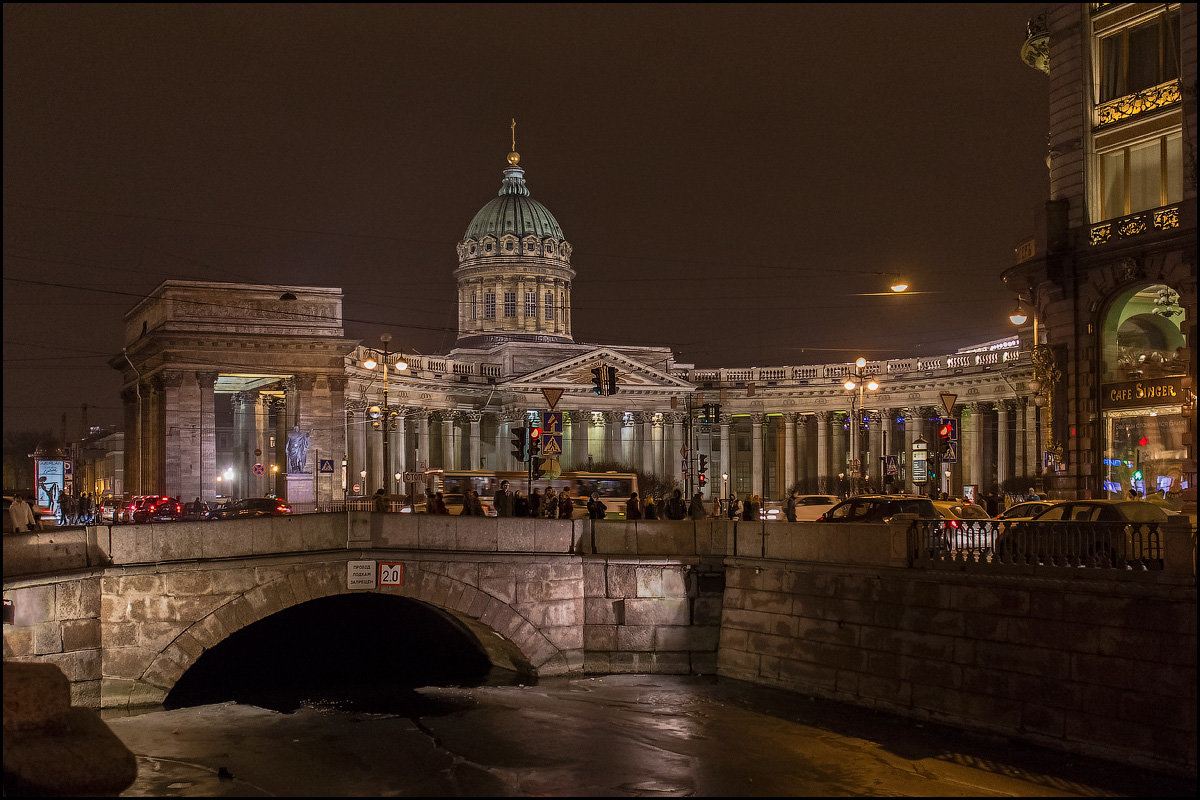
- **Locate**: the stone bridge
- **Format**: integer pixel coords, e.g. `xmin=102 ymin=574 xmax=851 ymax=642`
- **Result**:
xmin=3 ymin=513 xmax=1196 ymax=776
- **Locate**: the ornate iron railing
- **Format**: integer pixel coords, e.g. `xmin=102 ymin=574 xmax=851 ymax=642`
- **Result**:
xmin=910 ymin=519 xmax=1164 ymax=571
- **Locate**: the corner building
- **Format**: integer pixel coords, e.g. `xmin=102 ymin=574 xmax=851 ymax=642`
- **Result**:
xmin=1005 ymin=2 xmax=1195 ymax=506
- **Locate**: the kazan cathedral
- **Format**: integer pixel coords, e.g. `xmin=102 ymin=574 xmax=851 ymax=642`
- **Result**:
xmin=115 ymin=4 xmax=1195 ymax=517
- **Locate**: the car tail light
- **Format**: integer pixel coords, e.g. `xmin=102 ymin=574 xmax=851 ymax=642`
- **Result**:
xmin=277 ymin=504 xmax=291 ymax=513
xmin=949 ymin=520 xmax=959 ymax=528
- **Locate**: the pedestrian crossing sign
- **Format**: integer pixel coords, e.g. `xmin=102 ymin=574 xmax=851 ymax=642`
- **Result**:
xmin=541 ymin=436 xmax=562 ymax=456
xmin=942 ymin=441 xmax=959 ymax=463
xmin=319 ymin=459 xmax=335 ymax=474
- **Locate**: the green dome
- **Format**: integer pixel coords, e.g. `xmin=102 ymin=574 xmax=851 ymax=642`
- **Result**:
xmin=461 ymin=165 xmax=564 ymax=242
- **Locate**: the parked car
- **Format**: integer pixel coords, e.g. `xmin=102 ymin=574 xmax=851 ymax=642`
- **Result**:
xmin=133 ymin=495 xmax=183 ymax=523
xmin=793 ymin=494 xmax=841 ymax=521
xmin=995 ymin=500 xmax=1056 ymax=520
xmin=816 ymin=494 xmax=938 ymax=523
xmin=205 ymin=497 xmax=293 ymax=520
xmin=932 ymin=500 xmax=995 ymax=551
xmin=97 ymin=498 xmax=124 ymax=524
xmin=993 ymin=499 xmax=1168 ymax=566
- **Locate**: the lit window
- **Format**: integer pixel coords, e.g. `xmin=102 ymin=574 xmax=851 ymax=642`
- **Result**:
xmin=1099 ymin=132 xmax=1182 ymax=219
xmin=1098 ymin=10 xmax=1179 ymax=103
xmin=485 ymin=292 xmax=496 ymax=319
xmin=504 ymin=291 xmax=516 ymax=318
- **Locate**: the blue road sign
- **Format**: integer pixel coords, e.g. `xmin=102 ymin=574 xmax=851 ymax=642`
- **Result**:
xmin=318 ymin=458 xmax=335 ymax=474
xmin=884 ymin=454 xmax=899 ymax=475
xmin=942 ymin=441 xmax=959 ymax=463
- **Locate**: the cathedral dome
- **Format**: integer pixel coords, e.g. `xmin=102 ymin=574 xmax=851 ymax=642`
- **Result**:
xmin=461 ymin=164 xmax=564 ymax=242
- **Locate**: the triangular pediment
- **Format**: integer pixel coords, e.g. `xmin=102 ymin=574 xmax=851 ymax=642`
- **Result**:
xmin=504 ymin=348 xmax=694 ymax=394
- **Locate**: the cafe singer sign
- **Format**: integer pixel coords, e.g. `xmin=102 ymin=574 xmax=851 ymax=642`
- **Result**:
xmin=1101 ymin=376 xmax=1184 ymax=410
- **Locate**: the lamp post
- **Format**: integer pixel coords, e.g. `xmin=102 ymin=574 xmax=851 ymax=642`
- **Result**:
xmin=1010 ymin=294 xmax=1062 ymax=478
xmin=362 ymin=333 xmax=408 ymax=493
xmin=843 ymin=357 xmax=879 ymax=496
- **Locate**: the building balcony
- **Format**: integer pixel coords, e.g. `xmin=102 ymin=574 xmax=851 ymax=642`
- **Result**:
xmin=1089 ymin=203 xmax=1182 ymax=247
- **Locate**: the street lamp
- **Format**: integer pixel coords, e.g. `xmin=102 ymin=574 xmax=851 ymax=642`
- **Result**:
xmin=1009 ymin=292 xmax=1062 ymax=474
xmin=843 ymin=357 xmax=879 ymax=495
xmin=362 ymin=333 xmax=408 ymax=493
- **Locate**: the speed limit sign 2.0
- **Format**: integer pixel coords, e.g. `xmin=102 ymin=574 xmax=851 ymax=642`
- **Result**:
xmin=379 ymin=562 xmax=404 ymax=587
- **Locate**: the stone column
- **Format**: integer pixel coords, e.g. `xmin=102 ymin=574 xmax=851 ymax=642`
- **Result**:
xmin=1023 ymin=397 xmax=1039 ymax=480
xmin=232 ymin=391 xmax=256 ymax=498
xmin=394 ymin=408 xmax=408 ymax=479
xmin=436 ymin=411 xmax=452 ymax=470
xmin=669 ymin=412 xmax=684 ymax=482
xmin=868 ymin=411 xmax=883 ymax=491
xmin=719 ymin=414 xmax=732 ymax=498
xmin=274 ymin=392 xmax=290 ymax=498
xmin=997 ymin=400 xmax=1012 ymax=492
xmin=652 ymin=415 xmax=665 ymax=476
xmin=569 ymin=411 xmax=589 ymax=470
xmin=366 ymin=406 xmax=383 ymax=493
xmin=967 ymin=402 xmax=986 ymax=492
xmin=750 ymin=413 xmax=764 ymax=499
xmin=815 ymin=411 xmax=830 ymax=493
xmin=637 ymin=412 xmax=654 ymax=476
xmin=466 ymin=411 xmax=482 ymax=471
xmin=415 ymin=411 xmax=430 ymax=473
xmin=796 ymin=414 xmax=810 ymax=491
xmin=783 ymin=413 xmax=796 ymax=492
xmin=902 ymin=407 xmax=917 ymax=492
xmin=294 ymin=375 xmax=316 ymax=463
xmin=197 ymin=372 xmax=217 ymax=503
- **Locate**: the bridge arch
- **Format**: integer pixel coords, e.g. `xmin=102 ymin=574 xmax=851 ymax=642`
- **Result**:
xmin=115 ymin=556 xmax=576 ymax=707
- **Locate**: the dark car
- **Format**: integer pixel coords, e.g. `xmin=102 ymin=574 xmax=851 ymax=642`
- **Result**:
xmin=816 ymin=494 xmax=938 ymax=523
xmin=205 ymin=498 xmax=293 ymax=521
xmin=995 ymin=500 xmax=1056 ymax=520
xmin=993 ymin=499 xmax=1168 ymax=566
xmin=133 ymin=495 xmax=183 ymax=523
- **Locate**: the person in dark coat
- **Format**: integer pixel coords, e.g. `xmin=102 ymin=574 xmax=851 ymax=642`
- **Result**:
xmin=514 ymin=493 xmax=530 ymax=517
xmin=587 ymin=493 xmax=607 ymax=519
xmin=626 ymin=492 xmax=643 ymax=520
xmin=665 ymin=489 xmax=686 ymax=520
xmin=643 ymin=497 xmax=658 ymax=519
xmin=688 ymin=492 xmax=706 ymax=520
xmin=558 ymin=491 xmax=574 ymax=519
xmin=494 ymin=480 xmax=514 ymax=516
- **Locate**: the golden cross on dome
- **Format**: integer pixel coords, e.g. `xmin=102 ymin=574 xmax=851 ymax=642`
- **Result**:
xmin=507 ymin=118 xmax=520 ymax=165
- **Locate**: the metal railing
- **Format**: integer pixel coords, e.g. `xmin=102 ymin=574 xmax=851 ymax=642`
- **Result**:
xmin=910 ymin=519 xmax=1164 ymax=570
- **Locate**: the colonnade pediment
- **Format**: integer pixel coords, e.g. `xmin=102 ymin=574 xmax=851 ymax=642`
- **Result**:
xmin=504 ymin=347 xmax=695 ymax=393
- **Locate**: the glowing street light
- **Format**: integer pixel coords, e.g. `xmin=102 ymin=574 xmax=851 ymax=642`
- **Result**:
xmin=844 ymin=357 xmax=879 ymax=494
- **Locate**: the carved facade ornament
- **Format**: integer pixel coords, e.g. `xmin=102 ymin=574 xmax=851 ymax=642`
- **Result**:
xmin=1096 ymin=80 xmax=1181 ymax=127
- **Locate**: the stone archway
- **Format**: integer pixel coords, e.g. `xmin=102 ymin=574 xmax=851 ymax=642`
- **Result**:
xmin=120 ymin=557 xmax=568 ymax=707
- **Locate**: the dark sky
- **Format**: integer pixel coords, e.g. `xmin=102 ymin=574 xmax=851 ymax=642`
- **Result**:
xmin=3 ymin=3 xmax=1049 ymax=440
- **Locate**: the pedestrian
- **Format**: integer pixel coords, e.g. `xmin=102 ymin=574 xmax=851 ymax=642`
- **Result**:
xmin=9 ymin=494 xmax=39 ymax=533
xmin=514 ymin=492 xmax=530 ymax=517
xmin=373 ymin=488 xmax=389 ymax=513
xmin=626 ymin=491 xmax=643 ymax=520
xmin=558 ymin=490 xmax=574 ymax=519
xmin=543 ymin=487 xmax=558 ymax=518
xmin=530 ymin=488 xmax=543 ymax=517
xmin=742 ymin=493 xmax=761 ymax=521
xmin=784 ymin=489 xmax=799 ymax=522
xmin=665 ymin=488 xmax=686 ymax=520
xmin=587 ymin=492 xmax=607 ymax=519
xmin=1126 ymin=487 xmax=1141 ymax=500
xmin=688 ymin=492 xmax=706 ymax=520
xmin=984 ymin=491 xmax=1000 ymax=517
xmin=433 ymin=492 xmax=449 ymax=514
xmin=727 ymin=495 xmax=741 ymax=520
xmin=494 ymin=480 xmax=514 ymax=517
xmin=461 ymin=489 xmax=484 ymax=516
xmin=643 ymin=496 xmax=658 ymax=519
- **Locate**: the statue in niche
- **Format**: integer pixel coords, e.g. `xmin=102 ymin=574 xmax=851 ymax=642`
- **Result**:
xmin=286 ymin=426 xmax=311 ymax=473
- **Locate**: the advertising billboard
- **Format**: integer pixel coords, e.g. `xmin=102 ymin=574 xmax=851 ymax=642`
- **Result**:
xmin=34 ymin=459 xmax=65 ymax=513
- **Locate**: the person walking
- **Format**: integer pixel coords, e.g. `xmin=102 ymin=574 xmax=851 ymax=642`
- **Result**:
xmin=543 ymin=488 xmax=558 ymax=518
xmin=784 ymin=489 xmax=799 ymax=522
xmin=558 ymin=490 xmax=574 ymax=519
xmin=643 ymin=496 xmax=658 ymax=519
xmin=461 ymin=489 xmax=484 ymax=516
xmin=688 ymin=492 xmax=706 ymax=520
xmin=587 ymin=492 xmax=607 ymax=519
xmin=665 ymin=488 xmax=686 ymax=520
xmin=494 ymin=480 xmax=514 ymax=516
xmin=9 ymin=494 xmax=39 ymax=533
xmin=626 ymin=491 xmax=643 ymax=520
xmin=727 ymin=494 xmax=741 ymax=520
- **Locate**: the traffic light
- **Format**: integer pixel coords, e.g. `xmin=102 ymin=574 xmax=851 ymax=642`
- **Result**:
xmin=529 ymin=427 xmax=542 ymax=458
xmin=511 ymin=427 xmax=528 ymax=462
xmin=698 ymin=454 xmax=708 ymax=475
xmin=938 ymin=417 xmax=958 ymax=441
xmin=607 ymin=366 xmax=619 ymax=396
xmin=531 ymin=456 xmax=548 ymax=480
xmin=591 ymin=367 xmax=604 ymax=395
xmin=698 ymin=473 xmax=706 ymax=488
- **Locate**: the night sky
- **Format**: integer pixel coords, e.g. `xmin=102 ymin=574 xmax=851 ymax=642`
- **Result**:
xmin=3 ymin=3 xmax=1049 ymax=440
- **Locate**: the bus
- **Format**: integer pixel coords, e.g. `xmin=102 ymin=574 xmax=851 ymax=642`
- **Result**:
xmin=435 ymin=470 xmax=638 ymax=519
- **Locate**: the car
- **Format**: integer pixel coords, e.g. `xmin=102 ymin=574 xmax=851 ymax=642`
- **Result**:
xmin=133 ymin=495 xmax=183 ymax=523
xmin=932 ymin=500 xmax=995 ymax=550
xmin=816 ymin=494 xmax=938 ymax=523
xmin=205 ymin=497 xmax=293 ymax=521
xmin=793 ymin=494 xmax=841 ymax=522
xmin=993 ymin=499 xmax=1169 ymax=566
xmin=97 ymin=498 xmax=124 ymax=524
xmin=995 ymin=500 xmax=1056 ymax=520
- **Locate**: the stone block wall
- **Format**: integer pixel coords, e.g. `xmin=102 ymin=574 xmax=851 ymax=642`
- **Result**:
xmin=3 ymin=575 xmax=103 ymax=707
xmin=717 ymin=559 xmax=1197 ymax=776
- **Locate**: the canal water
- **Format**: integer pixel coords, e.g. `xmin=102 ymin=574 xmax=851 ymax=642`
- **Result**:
xmin=104 ymin=674 xmax=1194 ymax=797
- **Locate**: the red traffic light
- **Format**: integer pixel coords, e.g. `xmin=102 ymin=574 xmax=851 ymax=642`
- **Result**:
xmin=530 ymin=427 xmax=542 ymax=440
xmin=1137 ymin=436 xmax=1148 ymax=447
xmin=939 ymin=423 xmax=953 ymax=437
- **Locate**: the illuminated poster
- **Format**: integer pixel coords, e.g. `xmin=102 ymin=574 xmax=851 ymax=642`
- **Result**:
xmin=35 ymin=459 xmax=64 ymax=511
